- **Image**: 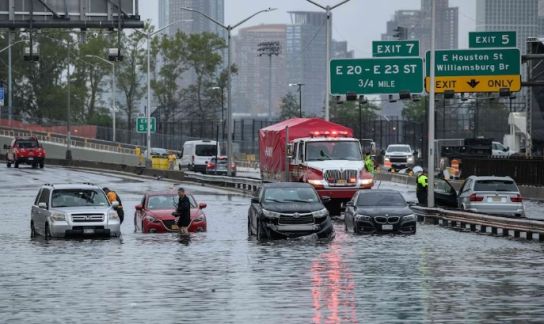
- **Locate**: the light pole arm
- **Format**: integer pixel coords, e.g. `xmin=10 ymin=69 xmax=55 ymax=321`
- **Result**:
xmin=181 ymin=7 xmax=227 ymax=30
xmin=232 ymin=8 xmax=276 ymax=29
xmin=85 ymin=54 xmax=114 ymax=67
xmin=0 ymin=40 xmax=25 ymax=54
xmin=331 ymin=0 xmax=352 ymax=10
xmin=305 ymin=0 xmax=327 ymax=10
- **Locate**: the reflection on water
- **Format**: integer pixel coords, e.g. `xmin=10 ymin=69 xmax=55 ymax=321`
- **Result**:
xmin=1 ymin=167 xmax=544 ymax=323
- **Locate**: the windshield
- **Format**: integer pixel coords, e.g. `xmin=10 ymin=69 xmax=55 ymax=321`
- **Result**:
xmin=16 ymin=140 xmax=39 ymax=149
xmin=474 ymin=180 xmax=518 ymax=192
xmin=195 ymin=144 xmax=217 ymax=156
xmin=51 ymin=189 xmax=109 ymax=208
xmin=263 ymin=187 xmax=320 ymax=203
xmin=306 ymin=141 xmax=362 ymax=161
xmin=356 ymin=192 xmax=407 ymax=207
xmin=147 ymin=194 xmax=197 ymax=210
xmin=387 ymin=145 xmax=411 ymax=153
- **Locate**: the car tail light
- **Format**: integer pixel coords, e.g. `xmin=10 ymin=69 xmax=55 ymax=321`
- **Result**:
xmin=469 ymin=193 xmax=484 ymax=202
xmin=511 ymin=194 xmax=523 ymax=202
xmin=207 ymin=162 xmax=215 ymax=169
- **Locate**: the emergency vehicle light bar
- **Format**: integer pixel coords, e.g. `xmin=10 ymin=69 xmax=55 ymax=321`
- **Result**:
xmin=309 ymin=130 xmax=349 ymax=137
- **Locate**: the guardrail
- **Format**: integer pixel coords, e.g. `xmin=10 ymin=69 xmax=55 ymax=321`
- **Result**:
xmin=184 ymin=171 xmax=262 ymax=194
xmin=411 ymin=205 xmax=544 ymax=241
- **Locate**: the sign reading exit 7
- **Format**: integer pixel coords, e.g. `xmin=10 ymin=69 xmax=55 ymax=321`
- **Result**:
xmin=372 ymin=40 xmax=419 ymax=57
xmin=469 ymin=31 xmax=516 ymax=48
xmin=136 ymin=117 xmax=156 ymax=133
xmin=330 ymin=58 xmax=423 ymax=95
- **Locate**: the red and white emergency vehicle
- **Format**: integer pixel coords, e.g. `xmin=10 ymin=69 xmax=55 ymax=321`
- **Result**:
xmin=259 ymin=118 xmax=373 ymax=214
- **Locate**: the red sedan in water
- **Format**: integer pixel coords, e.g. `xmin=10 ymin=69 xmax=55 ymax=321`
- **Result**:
xmin=134 ymin=191 xmax=207 ymax=233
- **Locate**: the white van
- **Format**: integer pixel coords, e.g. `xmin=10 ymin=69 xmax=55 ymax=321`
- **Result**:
xmin=179 ymin=140 xmax=219 ymax=172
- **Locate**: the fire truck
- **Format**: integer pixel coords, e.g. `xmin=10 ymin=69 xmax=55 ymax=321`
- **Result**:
xmin=259 ymin=118 xmax=373 ymax=214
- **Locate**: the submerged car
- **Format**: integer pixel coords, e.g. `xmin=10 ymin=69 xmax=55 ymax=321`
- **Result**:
xmin=248 ymin=182 xmax=334 ymax=241
xmin=457 ymin=176 xmax=525 ymax=217
xmin=30 ymin=184 xmax=121 ymax=238
xmin=134 ymin=191 xmax=207 ymax=233
xmin=344 ymin=189 xmax=416 ymax=234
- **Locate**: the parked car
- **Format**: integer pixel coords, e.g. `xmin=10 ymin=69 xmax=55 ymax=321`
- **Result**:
xmin=30 ymin=184 xmax=121 ymax=239
xmin=178 ymin=140 xmax=219 ymax=173
xmin=248 ymin=182 xmax=334 ymax=241
xmin=457 ymin=176 xmax=525 ymax=217
xmin=205 ymin=156 xmax=237 ymax=176
xmin=5 ymin=137 xmax=46 ymax=168
xmin=134 ymin=191 xmax=207 ymax=233
xmin=383 ymin=144 xmax=415 ymax=172
xmin=344 ymin=189 xmax=416 ymax=234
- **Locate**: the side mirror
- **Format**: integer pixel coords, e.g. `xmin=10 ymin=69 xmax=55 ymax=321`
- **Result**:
xmin=111 ymin=201 xmax=120 ymax=208
xmin=321 ymin=196 xmax=331 ymax=204
xmin=407 ymin=201 xmax=417 ymax=207
xmin=135 ymin=204 xmax=143 ymax=211
xmin=504 ymin=147 xmax=509 ymax=152
xmin=198 ymin=202 xmax=207 ymax=209
xmin=3 ymin=144 xmax=10 ymax=149
xmin=251 ymin=197 xmax=260 ymax=204
xmin=38 ymin=202 xmax=47 ymax=209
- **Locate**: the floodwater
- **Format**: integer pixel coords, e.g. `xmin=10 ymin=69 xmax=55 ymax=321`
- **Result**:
xmin=1 ymin=166 xmax=544 ymax=323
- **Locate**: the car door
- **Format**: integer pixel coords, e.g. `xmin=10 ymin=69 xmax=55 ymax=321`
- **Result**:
xmin=35 ymin=188 xmax=50 ymax=235
xmin=457 ymin=178 xmax=472 ymax=208
xmin=31 ymin=189 xmax=43 ymax=235
xmin=249 ymin=189 xmax=263 ymax=234
xmin=434 ymin=178 xmax=458 ymax=208
xmin=135 ymin=195 xmax=147 ymax=231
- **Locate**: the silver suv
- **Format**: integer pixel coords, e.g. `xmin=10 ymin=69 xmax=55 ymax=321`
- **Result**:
xmin=31 ymin=183 xmax=121 ymax=238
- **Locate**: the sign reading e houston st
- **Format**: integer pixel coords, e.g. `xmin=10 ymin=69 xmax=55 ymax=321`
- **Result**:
xmin=469 ymin=31 xmax=516 ymax=48
xmin=372 ymin=40 xmax=420 ymax=57
xmin=425 ymin=48 xmax=521 ymax=93
xmin=330 ymin=58 xmax=423 ymax=95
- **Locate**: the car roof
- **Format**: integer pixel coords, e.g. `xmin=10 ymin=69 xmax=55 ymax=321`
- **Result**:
xmin=468 ymin=176 xmax=514 ymax=181
xmin=262 ymin=182 xmax=314 ymax=189
xmin=146 ymin=191 xmax=193 ymax=196
xmin=357 ymin=189 xmax=403 ymax=195
xmin=42 ymin=183 xmax=102 ymax=190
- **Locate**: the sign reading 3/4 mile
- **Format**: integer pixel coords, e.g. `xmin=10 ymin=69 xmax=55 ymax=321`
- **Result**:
xmin=425 ymin=48 xmax=521 ymax=93
xmin=372 ymin=40 xmax=419 ymax=57
xmin=330 ymin=58 xmax=423 ymax=95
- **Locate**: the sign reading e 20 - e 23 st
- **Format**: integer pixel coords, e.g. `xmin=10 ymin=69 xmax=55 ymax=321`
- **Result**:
xmin=330 ymin=58 xmax=423 ymax=95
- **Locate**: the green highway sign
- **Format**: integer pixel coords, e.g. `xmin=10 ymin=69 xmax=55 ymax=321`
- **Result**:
xmin=469 ymin=31 xmax=516 ymax=48
xmin=330 ymin=58 xmax=423 ymax=95
xmin=136 ymin=117 xmax=156 ymax=133
xmin=425 ymin=48 xmax=520 ymax=77
xmin=372 ymin=40 xmax=419 ymax=57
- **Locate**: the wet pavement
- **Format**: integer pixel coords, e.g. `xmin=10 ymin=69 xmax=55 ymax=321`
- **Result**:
xmin=1 ymin=165 xmax=544 ymax=323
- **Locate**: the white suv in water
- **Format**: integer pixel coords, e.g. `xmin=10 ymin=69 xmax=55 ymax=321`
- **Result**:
xmin=383 ymin=144 xmax=415 ymax=171
xmin=30 ymin=184 xmax=121 ymax=239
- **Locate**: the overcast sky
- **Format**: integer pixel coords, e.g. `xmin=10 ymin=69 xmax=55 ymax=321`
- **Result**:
xmin=139 ymin=0 xmax=476 ymax=58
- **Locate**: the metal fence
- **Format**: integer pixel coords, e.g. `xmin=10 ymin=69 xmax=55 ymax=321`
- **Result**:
xmin=460 ymin=157 xmax=544 ymax=186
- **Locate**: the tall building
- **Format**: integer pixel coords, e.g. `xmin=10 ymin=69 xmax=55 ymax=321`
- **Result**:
xmin=476 ymin=0 xmax=539 ymax=54
xmin=381 ymin=0 xmax=458 ymax=117
xmin=158 ymin=0 xmax=225 ymax=37
xmin=231 ymin=24 xmax=288 ymax=118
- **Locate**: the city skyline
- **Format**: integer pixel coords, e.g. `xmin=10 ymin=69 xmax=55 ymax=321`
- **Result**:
xmin=140 ymin=0 xmax=476 ymax=58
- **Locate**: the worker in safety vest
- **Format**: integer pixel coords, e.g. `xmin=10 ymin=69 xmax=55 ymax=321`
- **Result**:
xmin=416 ymin=169 xmax=428 ymax=206
xmin=364 ymin=152 xmax=375 ymax=175
xmin=168 ymin=151 xmax=177 ymax=171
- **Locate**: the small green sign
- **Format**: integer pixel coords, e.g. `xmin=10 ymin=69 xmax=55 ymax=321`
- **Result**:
xmin=330 ymin=58 xmax=423 ymax=95
xmin=425 ymin=48 xmax=520 ymax=77
xmin=136 ymin=117 xmax=156 ymax=133
xmin=469 ymin=31 xmax=516 ymax=48
xmin=372 ymin=40 xmax=419 ymax=57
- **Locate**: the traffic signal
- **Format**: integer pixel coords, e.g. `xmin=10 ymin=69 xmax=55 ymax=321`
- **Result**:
xmin=393 ymin=26 xmax=408 ymax=40
xmin=346 ymin=92 xmax=358 ymax=101
xmin=108 ymin=48 xmax=123 ymax=62
xmin=23 ymin=45 xmax=39 ymax=62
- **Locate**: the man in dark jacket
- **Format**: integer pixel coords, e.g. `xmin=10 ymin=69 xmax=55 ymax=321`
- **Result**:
xmin=174 ymin=187 xmax=191 ymax=236
xmin=416 ymin=170 xmax=429 ymax=206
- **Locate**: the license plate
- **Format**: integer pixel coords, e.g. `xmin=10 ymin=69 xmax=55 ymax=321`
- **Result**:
xmin=83 ymin=228 xmax=94 ymax=234
xmin=382 ymin=224 xmax=393 ymax=231
xmin=171 ymin=224 xmax=179 ymax=230
xmin=337 ymin=179 xmax=347 ymax=185
xmin=489 ymin=196 xmax=502 ymax=202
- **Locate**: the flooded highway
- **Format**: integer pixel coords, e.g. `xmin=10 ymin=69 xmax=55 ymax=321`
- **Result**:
xmin=1 ymin=166 xmax=544 ymax=323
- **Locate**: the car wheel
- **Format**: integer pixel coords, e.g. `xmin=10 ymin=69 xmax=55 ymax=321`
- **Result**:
xmin=6 ymin=161 xmax=11 ymax=168
xmin=14 ymin=161 xmax=19 ymax=168
xmin=30 ymin=221 xmax=36 ymax=238
xmin=44 ymin=223 xmax=51 ymax=240
xmin=39 ymin=162 xmax=44 ymax=169
xmin=344 ymin=220 xmax=349 ymax=232
xmin=256 ymin=219 xmax=266 ymax=241
xmin=248 ymin=219 xmax=252 ymax=238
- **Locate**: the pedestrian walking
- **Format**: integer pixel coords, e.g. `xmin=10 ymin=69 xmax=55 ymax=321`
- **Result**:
xmin=174 ymin=187 xmax=191 ymax=236
xmin=103 ymin=187 xmax=125 ymax=224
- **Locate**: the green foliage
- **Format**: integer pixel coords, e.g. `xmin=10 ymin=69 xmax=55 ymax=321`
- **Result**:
xmin=280 ymin=92 xmax=301 ymax=120
xmin=330 ymin=99 xmax=379 ymax=123
xmin=402 ymin=99 xmax=427 ymax=123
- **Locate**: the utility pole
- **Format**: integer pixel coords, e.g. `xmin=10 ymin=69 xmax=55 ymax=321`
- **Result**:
xmin=289 ymin=83 xmax=304 ymax=117
xmin=258 ymin=41 xmax=280 ymax=121
xmin=427 ymin=0 xmax=437 ymax=208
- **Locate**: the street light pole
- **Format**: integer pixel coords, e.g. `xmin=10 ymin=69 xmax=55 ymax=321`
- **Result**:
xmin=305 ymin=0 xmax=352 ymax=121
xmin=181 ymin=6 xmax=276 ymax=176
xmin=289 ymin=83 xmax=304 ymax=117
xmin=85 ymin=54 xmax=116 ymax=142
xmin=427 ymin=0 xmax=437 ymax=208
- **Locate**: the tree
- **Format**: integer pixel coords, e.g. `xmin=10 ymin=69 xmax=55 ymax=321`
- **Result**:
xmin=402 ymin=99 xmax=426 ymax=123
xmin=279 ymin=92 xmax=300 ymax=120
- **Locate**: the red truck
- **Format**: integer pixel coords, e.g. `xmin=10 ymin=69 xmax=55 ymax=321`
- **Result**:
xmin=259 ymin=118 xmax=373 ymax=215
xmin=4 ymin=137 xmax=46 ymax=168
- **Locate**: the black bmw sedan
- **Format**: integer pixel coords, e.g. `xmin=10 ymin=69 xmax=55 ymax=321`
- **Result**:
xmin=344 ymin=189 xmax=416 ymax=234
xmin=248 ymin=183 xmax=334 ymax=241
